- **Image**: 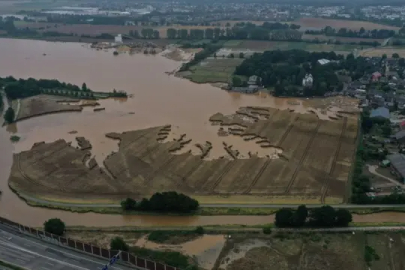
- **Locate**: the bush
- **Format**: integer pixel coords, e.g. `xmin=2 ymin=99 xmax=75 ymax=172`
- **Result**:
xmin=120 ymin=198 xmax=137 ymax=210
xmin=195 ymin=226 xmax=204 ymax=234
xmin=110 ymin=237 xmax=129 ymax=251
xmin=130 ymin=246 xmax=189 ymax=269
xmin=147 ymin=231 xmax=171 ymax=243
xmin=44 ymin=218 xmax=65 ymax=236
xmin=4 ymin=107 xmax=15 ymax=124
xmin=262 ymin=227 xmax=272 ymax=234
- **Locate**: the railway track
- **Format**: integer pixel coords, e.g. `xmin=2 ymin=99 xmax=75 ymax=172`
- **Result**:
xmin=284 ymin=121 xmax=322 ymax=194
xmin=320 ymin=117 xmax=348 ymax=203
xmin=243 ymin=159 xmax=272 ymax=194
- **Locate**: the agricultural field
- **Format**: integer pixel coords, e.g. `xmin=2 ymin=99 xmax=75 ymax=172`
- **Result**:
xmin=181 ymin=58 xmax=244 ymax=84
xmin=9 ymin=107 xmax=358 ymax=203
xmin=293 ymin=17 xmax=400 ymax=31
xmin=302 ymin=34 xmax=384 ymax=44
xmin=11 ymin=95 xmax=82 ymax=122
xmin=360 ymin=47 xmax=405 ymax=57
xmin=222 ymin=40 xmax=361 ymax=54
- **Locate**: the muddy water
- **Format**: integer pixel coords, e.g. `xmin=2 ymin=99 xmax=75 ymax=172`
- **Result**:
xmin=0 ymin=38 xmax=395 ymax=228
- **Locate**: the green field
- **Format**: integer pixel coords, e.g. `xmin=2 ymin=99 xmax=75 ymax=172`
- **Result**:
xmin=222 ymin=40 xmax=365 ymax=53
xmin=183 ymin=58 xmax=244 ymax=84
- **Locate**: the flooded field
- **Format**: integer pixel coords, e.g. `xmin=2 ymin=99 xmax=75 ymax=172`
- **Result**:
xmin=0 ymin=38 xmax=382 ymax=228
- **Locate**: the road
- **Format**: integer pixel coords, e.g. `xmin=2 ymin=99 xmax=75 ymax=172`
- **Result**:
xmin=18 ymin=192 xmax=405 ymax=209
xmin=0 ymin=224 xmax=136 ymax=270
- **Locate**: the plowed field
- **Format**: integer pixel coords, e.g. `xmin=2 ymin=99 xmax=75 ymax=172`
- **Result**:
xmin=9 ymin=107 xmax=358 ymax=203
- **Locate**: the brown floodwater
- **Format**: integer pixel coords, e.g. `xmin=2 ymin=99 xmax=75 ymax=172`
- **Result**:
xmin=0 ymin=38 xmax=397 ymax=228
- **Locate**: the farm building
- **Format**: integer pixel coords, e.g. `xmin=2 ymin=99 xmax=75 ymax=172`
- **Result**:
xmin=387 ymin=154 xmax=405 ymax=183
xmin=370 ymin=107 xmax=390 ymax=119
xmin=318 ymin=59 xmax=331 ymax=65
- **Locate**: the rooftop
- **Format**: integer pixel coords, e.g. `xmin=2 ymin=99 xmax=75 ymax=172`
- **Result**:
xmin=387 ymin=154 xmax=405 ymax=179
xmin=370 ymin=107 xmax=390 ymax=119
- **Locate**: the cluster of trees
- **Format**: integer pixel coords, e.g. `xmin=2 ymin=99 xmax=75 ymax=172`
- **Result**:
xmin=3 ymin=107 xmax=15 ymax=124
xmin=275 ymin=205 xmax=352 ymax=228
xmin=44 ymin=218 xmax=66 ymax=236
xmin=234 ymin=50 xmax=343 ymax=97
xmin=0 ymin=77 xmax=91 ymax=100
xmin=306 ymin=26 xmax=396 ymax=39
xmin=166 ymin=22 xmax=302 ymax=41
xmin=351 ymin=111 xmax=405 ymax=204
xmin=179 ymin=44 xmax=221 ymax=71
xmin=121 ymin=191 xmax=199 ymax=213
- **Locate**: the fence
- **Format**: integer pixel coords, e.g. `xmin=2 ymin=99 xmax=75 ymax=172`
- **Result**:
xmin=0 ymin=216 xmax=178 ymax=270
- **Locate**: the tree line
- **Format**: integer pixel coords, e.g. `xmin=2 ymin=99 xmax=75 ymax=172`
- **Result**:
xmin=121 ymin=191 xmax=199 ymax=213
xmin=179 ymin=43 xmax=222 ymax=72
xmin=305 ymin=26 xmax=396 ymax=39
xmin=234 ymin=50 xmax=343 ymax=97
xmin=275 ymin=205 xmax=352 ymax=228
xmin=0 ymin=76 xmax=91 ymax=100
xmin=166 ymin=22 xmax=302 ymax=41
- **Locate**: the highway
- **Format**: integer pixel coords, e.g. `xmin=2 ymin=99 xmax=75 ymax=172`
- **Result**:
xmin=0 ymin=224 xmax=135 ymax=270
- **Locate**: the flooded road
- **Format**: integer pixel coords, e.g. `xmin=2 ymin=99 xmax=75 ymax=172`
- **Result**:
xmin=0 ymin=38 xmax=386 ymax=227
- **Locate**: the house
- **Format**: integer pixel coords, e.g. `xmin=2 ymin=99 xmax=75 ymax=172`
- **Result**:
xmin=371 ymin=71 xmax=382 ymax=82
xmin=370 ymin=107 xmax=390 ymax=119
xmin=387 ymin=154 xmax=405 ymax=183
xmin=248 ymin=75 xmax=261 ymax=86
xmin=302 ymin=74 xmax=313 ymax=88
xmin=394 ymin=130 xmax=405 ymax=143
xmin=114 ymin=34 xmax=123 ymax=44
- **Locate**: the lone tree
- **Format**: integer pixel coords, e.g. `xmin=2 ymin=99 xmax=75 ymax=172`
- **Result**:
xmin=4 ymin=107 xmax=15 ymax=124
xmin=44 ymin=218 xmax=65 ymax=236
xmin=392 ymin=53 xmax=400 ymax=59
xmin=81 ymin=83 xmax=87 ymax=91
xmin=110 ymin=237 xmax=129 ymax=251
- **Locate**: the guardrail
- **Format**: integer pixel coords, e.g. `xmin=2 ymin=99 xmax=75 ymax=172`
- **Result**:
xmin=0 ymin=216 xmax=178 ymax=270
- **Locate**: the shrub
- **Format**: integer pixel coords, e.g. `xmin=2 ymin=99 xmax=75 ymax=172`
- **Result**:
xmin=110 ymin=237 xmax=129 ymax=251
xmin=262 ymin=227 xmax=272 ymax=234
xmin=195 ymin=226 xmax=204 ymax=235
xmin=44 ymin=218 xmax=65 ymax=236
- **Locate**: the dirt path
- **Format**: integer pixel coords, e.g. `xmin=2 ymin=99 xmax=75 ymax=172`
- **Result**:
xmin=367 ymin=165 xmax=403 ymax=187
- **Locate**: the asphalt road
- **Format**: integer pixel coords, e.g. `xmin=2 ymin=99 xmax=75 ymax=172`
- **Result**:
xmin=0 ymin=224 xmax=136 ymax=270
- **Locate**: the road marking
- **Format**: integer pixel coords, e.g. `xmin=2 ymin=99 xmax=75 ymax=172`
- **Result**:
xmin=0 ymin=228 xmax=128 ymax=270
xmin=0 ymin=240 xmax=89 ymax=270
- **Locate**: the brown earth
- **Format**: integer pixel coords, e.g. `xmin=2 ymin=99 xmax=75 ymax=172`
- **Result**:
xmin=295 ymin=17 xmax=400 ymax=31
xmin=9 ymin=107 xmax=358 ymax=203
xmin=360 ymin=47 xmax=405 ymax=57
xmin=11 ymin=95 xmax=82 ymax=122
xmin=218 ymin=233 xmax=367 ymax=270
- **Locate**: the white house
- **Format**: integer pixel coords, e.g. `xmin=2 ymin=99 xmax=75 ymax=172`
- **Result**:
xmin=302 ymin=74 xmax=313 ymax=87
xmin=318 ymin=59 xmax=331 ymax=65
xmin=114 ymin=34 xmax=123 ymax=44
